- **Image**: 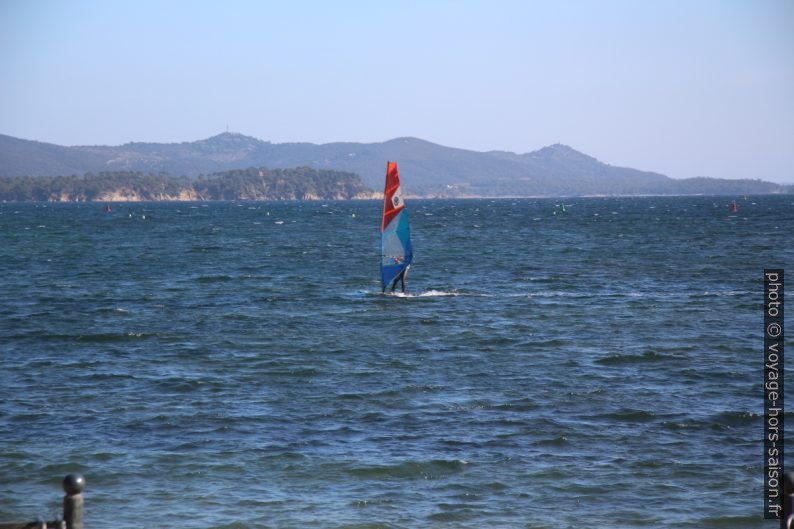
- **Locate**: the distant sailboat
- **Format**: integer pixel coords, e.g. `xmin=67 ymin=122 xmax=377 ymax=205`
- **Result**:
xmin=380 ymin=162 xmax=413 ymax=293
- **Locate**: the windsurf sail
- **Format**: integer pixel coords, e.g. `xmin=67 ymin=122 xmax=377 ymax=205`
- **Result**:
xmin=381 ymin=161 xmax=413 ymax=292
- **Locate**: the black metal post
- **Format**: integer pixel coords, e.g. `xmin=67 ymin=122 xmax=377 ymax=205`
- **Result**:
xmin=61 ymin=475 xmax=84 ymax=529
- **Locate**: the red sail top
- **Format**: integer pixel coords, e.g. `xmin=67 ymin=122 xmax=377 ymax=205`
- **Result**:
xmin=381 ymin=161 xmax=405 ymax=231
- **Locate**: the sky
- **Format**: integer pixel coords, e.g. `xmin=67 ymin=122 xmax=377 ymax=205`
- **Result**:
xmin=1 ymin=0 xmax=792 ymax=183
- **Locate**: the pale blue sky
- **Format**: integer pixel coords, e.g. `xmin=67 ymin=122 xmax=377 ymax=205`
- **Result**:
xmin=1 ymin=0 xmax=792 ymax=182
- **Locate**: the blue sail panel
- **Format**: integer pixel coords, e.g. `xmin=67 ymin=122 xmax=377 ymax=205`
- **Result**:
xmin=380 ymin=209 xmax=413 ymax=290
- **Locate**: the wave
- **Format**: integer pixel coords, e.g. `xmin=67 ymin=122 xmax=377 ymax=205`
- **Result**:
xmin=391 ymin=289 xmax=460 ymax=298
xmin=92 ymin=307 xmax=132 ymax=315
xmin=594 ymin=409 xmax=658 ymax=422
xmin=690 ymin=290 xmax=752 ymax=298
xmin=348 ymin=459 xmax=470 ymax=480
xmin=682 ymin=514 xmax=762 ymax=528
xmin=534 ymin=435 xmax=568 ymax=446
xmin=711 ymin=410 xmax=764 ymax=427
xmin=6 ymin=331 xmax=153 ymax=343
xmin=662 ymin=409 xmax=782 ymax=430
xmin=595 ymin=350 xmax=679 ymax=365
xmin=360 ymin=288 xmax=703 ymax=300
xmin=195 ymin=274 xmax=235 ymax=283
xmin=348 ymin=289 xmax=460 ymax=298
xmin=318 ymin=520 xmax=404 ymax=529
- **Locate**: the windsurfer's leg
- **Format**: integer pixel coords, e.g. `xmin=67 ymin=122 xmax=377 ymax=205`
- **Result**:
xmin=390 ymin=272 xmax=401 ymax=293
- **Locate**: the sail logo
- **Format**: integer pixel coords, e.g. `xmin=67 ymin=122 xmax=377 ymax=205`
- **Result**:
xmin=391 ymin=187 xmax=404 ymax=209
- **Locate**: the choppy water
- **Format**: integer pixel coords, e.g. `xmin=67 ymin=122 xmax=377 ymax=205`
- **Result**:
xmin=0 ymin=196 xmax=792 ymax=528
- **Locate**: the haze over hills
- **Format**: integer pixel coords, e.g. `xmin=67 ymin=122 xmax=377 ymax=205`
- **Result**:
xmin=0 ymin=132 xmax=790 ymax=197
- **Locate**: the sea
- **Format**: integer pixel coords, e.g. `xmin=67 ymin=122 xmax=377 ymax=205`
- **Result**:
xmin=0 ymin=196 xmax=791 ymax=529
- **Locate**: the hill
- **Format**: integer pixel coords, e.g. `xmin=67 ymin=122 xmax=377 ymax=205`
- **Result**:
xmin=0 ymin=132 xmax=790 ymax=196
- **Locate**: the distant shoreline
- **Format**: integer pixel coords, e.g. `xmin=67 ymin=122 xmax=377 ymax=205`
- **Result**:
xmin=1 ymin=192 xmax=787 ymax=204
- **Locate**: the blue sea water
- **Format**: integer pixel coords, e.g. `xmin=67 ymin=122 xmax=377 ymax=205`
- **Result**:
xmin=0 ymin=196 xmax=792 ymax=528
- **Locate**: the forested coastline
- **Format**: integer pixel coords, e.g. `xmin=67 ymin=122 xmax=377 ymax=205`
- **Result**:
xmin=0 ymin=167 xmax=377 ymax=201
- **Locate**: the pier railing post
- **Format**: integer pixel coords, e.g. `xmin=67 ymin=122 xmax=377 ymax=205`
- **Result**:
xmin=62 ymin=474 xmax=84 ymax=529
